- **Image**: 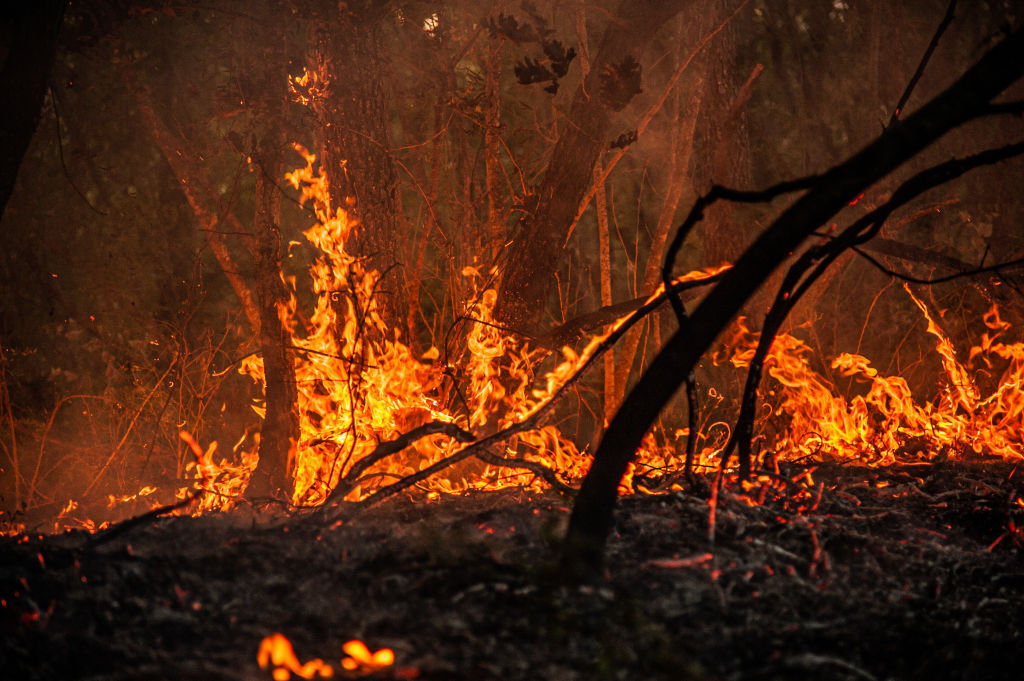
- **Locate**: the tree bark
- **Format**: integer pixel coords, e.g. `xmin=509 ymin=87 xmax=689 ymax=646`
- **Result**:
xmin=493 ymin=0 xmax=689 ymax=335
xmin=244 ymin=0 xmax=300 ymax=501
xmin=246 ymin=130 xmax=299 ymax=501
xmin=560 ymin=26 xmax=1024 ymax=582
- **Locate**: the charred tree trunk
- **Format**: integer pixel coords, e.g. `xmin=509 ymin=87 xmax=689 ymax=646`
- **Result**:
xmin=244 ymin=1 xmax=300 ymax=501
xmin=0 ymin=1 xmax=66 ymax=221
xmin=559 ymin=27 xmax=1024 ymax=583
xmin=245 ymin=132 xmax=299 ymax=501
xmin=493 ymin=0 xmax=688 ymax=335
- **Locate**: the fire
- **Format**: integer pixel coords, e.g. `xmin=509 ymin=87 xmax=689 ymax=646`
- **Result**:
xmin=340 ymin=640 xmax=395 ymax=672
xmin=17 ymin=145 xmax=1019 ymax=528
xmin=233 ymin=145 xmax=715 ymax=507
xmin=727 ymin=284 xmax=1024 ymax=467
xmin=257 ymin=633 xmax=334 ymax=680
xmin=178 ymin=431 xmax=257 ymax=513
xmin=256 ymin=634 xmax=395 ymax=680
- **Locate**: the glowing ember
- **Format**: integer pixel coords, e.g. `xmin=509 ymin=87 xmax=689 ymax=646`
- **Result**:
xmin=257 ymin=633 xmax=334 ymax=680
xmin=340 ymin=639 xmax=395 ymax=672
xmin=256 ymin=634 xmax=395 ymax=680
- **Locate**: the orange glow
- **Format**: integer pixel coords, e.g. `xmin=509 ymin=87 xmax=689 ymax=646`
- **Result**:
xmin=340 ymin=639 xmax=395 ymax=672
xmin=256 ymin=634 xmax=394 ymax=679
xmin=225 ymin=146 xmax=731 ymax=506
xmin=21 ymin=124 xmax=1021 ymax=529
xmin=257 ymin=633 xmax=334 ymax=680
xmin=726 ymin=285 xmax=1023 ymax=467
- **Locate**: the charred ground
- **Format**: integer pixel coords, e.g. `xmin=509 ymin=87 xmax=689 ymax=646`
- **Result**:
xmin=3 ymin=459 xmax=1022 ymax=681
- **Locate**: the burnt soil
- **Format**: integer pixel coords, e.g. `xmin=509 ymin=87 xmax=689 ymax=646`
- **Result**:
xmin=3 ymin=459 xmax=1023 ymax=681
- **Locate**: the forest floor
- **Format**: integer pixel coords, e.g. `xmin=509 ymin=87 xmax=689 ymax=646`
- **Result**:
xmin=3 ymin=457 xmax=1023 ymax=681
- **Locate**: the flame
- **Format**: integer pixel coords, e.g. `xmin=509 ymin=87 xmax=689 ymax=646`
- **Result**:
xmin=340 ymin=639 xmax=395 ymax=672
xmin=178 ymin=430 xmax=257 ymax=513
xmin=26 ymin=122 xmax=1021 ymax=525
xmin=256 ymin=634 xmax=394 ymax=680
xmin=257 ymin=633 xmax=334 ymax=680
xmin=234 ymin=145 xmax=620 ymax=506
xmin=727 ymin=286 xmax=1024 ymax=466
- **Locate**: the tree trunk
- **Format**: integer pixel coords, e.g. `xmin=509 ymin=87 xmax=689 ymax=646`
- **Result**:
xmin=244 ymin=0 xmax=300 ymax=500
xmin=614 ymin=17 xmax=704 ymax=405
xmin=559 ymin=27 xmax=1024 ymax=582
xmin=246 ymin=130 xmax=299 ymax=501
xmin=694 ymin=0 xmax=755 ymax=269
xmin=493 ymin=0 xmax=689 ymax=335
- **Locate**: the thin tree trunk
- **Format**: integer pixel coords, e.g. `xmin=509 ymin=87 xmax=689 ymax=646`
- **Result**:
xmin=246 ymin=128 xmax=299 ymax=500
xmin=695 ymin=0 xmax=754 ymax=270
xmin=485 ymin=36 xmax=505 ymax=261
xmin=574 ymin=9 xmax=616 ymax=427
xmin=613 ymin=32 xmax=703 ymax=405
xmin=122 ymin=56 xmax=260 ymax=335
xmin=593 ymin=159 xmax=616 ymax=427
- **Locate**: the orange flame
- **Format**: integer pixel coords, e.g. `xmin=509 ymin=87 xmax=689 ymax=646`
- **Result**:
xmin=340 ymin=639 xmax=395 ymax=672
xmin=257 ymin=633 xmax=334 ymax=680
xmin=727 ymin=286 xmax=1024 ymax=466
xmin=257 ymin=634 xmax=394 ymax=680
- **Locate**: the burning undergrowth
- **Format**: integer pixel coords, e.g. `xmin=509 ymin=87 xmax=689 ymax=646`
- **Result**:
xmin=2 ymin=145 xmax=1023 ymax=534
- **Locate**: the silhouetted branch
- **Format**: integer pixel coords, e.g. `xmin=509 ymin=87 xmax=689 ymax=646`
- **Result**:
xmin=538 ymin=268 xmax=728 ymax=349
xmin=322 ymin=420 xmax=475 ymax=505
xmin=888 ymin=0 xmax=957 ymax=127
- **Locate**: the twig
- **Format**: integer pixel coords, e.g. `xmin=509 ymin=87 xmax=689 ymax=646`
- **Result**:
xmin=474 ymin=448 xmax=574 ymax=493
xmin=780 ymin=653 xmax=879 ymax=681
xmin=538 ymin=268 xmax=728 ymax=348
xmin=888 ymin=0 xmax=958 ymax=127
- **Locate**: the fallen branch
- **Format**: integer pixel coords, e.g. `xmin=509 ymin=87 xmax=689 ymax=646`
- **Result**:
xmin=84 ymin=491 xmax=199 ymax=550
xmin=323 ymin=420 xmax=475 ymax=505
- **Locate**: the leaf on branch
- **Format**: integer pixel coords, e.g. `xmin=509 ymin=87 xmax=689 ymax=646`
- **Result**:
xmin=542 ymin=39 xmax=576 ymax=78
xmin=610 ymin=129 xmax=638 ymax=149
xmin=514 ymin=56 xmax=555 ymax=86
xmin=486 ymin=13 xmax=539 ymax=43
xmin=600 ymin=55 xmax=643 ymax=111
